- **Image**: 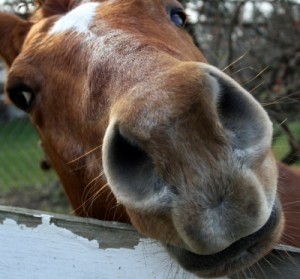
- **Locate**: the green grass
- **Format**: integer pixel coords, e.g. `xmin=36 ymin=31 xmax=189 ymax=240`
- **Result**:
xmin=272 ymin=122 xmax=300 ymax=164
xmin=0 ymin=118 xmax=57 ymax=192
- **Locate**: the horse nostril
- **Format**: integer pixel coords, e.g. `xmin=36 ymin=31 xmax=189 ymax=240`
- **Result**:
xmin=108 ymin=128 xmax=151 ymax=180
xmin=217 ymin=78 xmax=261 ymax=150
xmin=204 ymin=65 xmax=273 ymax=164
xmin=103 ymin=124 xmax=161 ymax=202
xmin=110 ymin=128 xmax=149 ymax=174
xmin=103 ymin=124 xmax=174 ymax=210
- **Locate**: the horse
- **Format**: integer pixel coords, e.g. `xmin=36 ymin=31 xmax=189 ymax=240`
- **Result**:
xmin=0 ymin=0 xmax=298 ymax=277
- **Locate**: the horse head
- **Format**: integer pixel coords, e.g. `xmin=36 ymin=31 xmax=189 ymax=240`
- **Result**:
xmin=0 ymin=1 xmax=283 ymax=277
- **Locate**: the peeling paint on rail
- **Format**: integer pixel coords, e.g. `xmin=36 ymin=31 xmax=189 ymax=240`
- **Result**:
xmin=1 ymin=206 xmax=299 ymax=278
xmin=0 ymin=213 xmax=202 ymax=279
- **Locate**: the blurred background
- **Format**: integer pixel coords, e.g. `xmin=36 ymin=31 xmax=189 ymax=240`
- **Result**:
xmin=0 ymin=0 xmax=299 ymax=213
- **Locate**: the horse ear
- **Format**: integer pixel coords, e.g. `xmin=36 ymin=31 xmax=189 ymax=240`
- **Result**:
xmin=38 ymin=0 xmax=77 ymax=17
xmin=0 ymin=13 xmax=32 ymax=66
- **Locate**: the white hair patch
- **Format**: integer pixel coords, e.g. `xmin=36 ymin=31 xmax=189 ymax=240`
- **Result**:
xmin=50 ymin=2 xmax=100 ymax=35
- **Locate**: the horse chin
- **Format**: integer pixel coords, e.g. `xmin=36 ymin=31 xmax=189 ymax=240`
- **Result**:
xmin=165 ymin=198 xmax=284 ymax=278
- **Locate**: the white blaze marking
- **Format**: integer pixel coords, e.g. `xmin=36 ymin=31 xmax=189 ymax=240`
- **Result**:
xmin=50 ymin=2 xmax=99 ymax=35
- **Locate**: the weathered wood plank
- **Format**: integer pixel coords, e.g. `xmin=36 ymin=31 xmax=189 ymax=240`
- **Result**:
xmin=0 ymin=205 xmax=299 ymax=279
xmin=0 ymin=205 xmax=140 ymax=250
xmin=0 ymin=206 xmax=201 ymax=279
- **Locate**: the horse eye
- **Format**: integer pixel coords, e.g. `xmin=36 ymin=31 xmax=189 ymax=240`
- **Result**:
xmin=170 ymin=9 xmax=187 ymax=27
xmin=7 ymin=85 xmax=35 ymax=112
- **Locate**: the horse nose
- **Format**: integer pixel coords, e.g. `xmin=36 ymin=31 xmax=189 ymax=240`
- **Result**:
xmin=102 ymin=62 xmax=276 ymax=255
xmin=103 ymin=61 xmax=273 ymax=193
xmin=106 ymin=62 xmax=273 ymax=164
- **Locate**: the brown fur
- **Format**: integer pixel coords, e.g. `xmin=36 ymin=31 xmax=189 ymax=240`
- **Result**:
xmin=278 ymin=163 xmax=300 ymax=247
xmin=0 ymin=13 xmax=32 ymax=66
xmin=36 ymin=0 xmax=79 ymax=17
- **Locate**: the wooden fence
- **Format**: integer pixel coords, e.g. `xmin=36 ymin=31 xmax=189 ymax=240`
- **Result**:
xmin=0 ymin=205 xmax=299 ymax=279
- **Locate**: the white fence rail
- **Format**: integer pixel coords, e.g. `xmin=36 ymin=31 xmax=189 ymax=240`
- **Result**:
xmin=0 ymin=206 xmax=299 ymax=279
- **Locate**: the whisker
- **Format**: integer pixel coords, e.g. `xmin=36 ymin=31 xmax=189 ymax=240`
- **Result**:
xmin=262 ymin=91 xmax=300 ymax=107
xmin=69 ymin=154 xmax=102 ymax=172
xmin=67 ymin=145 xmax=102 ymax=164
xmin=282 ymin=200 xmax=300 ymax=207
xmin=280 ymin=234 xmax=300 ymax=248
xmin=86 ymin=172 xmax=104 ymax=190
xmin=276 ymin=118 xmax=289 ymax=127
xmin=86 ymin=182 xmax=110 ymax=215
xmin=70 ymin=174 xmax=106 ymax=217
xmin=281 ymin=231 xmax=296 ymax=241
xmin=70 ymin=177 xmax=104 ymax=216
xmin=249 ymin=80 xmax=264 ymax=93
xmin=231 ymin=66 xmax=255 ymax=75
xmin=222 ymin=42 xmax=256 ymax=72
xmin=104 ymin=191 xmax=119 ymax=220
xmin=256 ymin=259 xmax=267 ymax=279
xmin=111 ymin=203 xmax=127 ymax=222
xmin=283 ymin=211 xmax=300 ymax=214
xmin=82 ymin=174 xmax=104 ymax=213
xmin=268 ymin=251 xmax=285 ymax=264
xmin=263 ymin=256 xmax=280 ymax=275
xmin=247 ymin=264 xmax=258 ymax=279
xmin=274 ymin=246 xmax=297 ymax=266
xmin=241 ymin=65 xmax=270 ymax=86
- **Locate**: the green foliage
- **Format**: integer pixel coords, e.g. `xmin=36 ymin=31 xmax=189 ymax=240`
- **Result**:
xmin=273 ymin=122 xmax=300 ymax=164
xmin=0 ymin=118 xmax=57 ymax=192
